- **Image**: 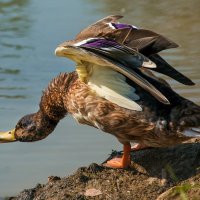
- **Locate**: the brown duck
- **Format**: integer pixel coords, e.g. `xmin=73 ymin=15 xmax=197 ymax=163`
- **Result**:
xmin=0 ymin=15 xmax=200 ymax=169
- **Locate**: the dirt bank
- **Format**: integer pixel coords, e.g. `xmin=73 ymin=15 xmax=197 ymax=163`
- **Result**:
xmin=9 ymin=140 xmax=200 ymax=200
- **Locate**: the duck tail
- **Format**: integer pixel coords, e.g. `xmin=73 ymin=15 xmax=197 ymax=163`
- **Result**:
xmin=173 ymin=101 xmax=200 ymax=138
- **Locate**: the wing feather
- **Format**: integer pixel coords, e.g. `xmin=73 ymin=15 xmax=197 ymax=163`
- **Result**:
xmin=78 ymin=38 xmax=170 ymax=104
xmin=73 ymin=16 xmax=193 ymax=86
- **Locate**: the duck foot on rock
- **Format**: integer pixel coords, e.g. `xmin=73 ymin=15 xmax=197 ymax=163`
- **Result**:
xmin=103 ymin=144 xmax=131 ymax=169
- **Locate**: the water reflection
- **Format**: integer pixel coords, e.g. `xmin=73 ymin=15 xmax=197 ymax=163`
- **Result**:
xmin=0 ymin=94 xmax=28 ymax=99
xmin=0 ymin=68 xmax=20 ymax=75
xmin=0 ymin=86 xmax=26 ymax=90
xmin=0 ymin=0 xmax=31 ymax=102
xmin=0 ymin=0 xmax=31 ymax=58
xmin=0 ymin=0 xmax=31 ymax=37
xmin=1 ymin=42 xmax=32 ymax=50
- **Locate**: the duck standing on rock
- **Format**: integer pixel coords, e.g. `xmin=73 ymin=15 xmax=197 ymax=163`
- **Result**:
xmin=0 ymin=15 xmax=200 ymax=168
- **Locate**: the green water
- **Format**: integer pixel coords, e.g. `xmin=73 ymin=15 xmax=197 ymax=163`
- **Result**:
xmin=0 ymin=0 xmax=199 ymax=197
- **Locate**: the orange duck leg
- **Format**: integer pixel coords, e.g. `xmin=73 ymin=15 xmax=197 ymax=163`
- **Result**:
xmin=104 ymin=144 xmax=131 ymax=168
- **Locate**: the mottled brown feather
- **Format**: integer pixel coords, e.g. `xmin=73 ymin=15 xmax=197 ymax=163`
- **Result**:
xmin=37 ymin=72 xmax=199 ymax=147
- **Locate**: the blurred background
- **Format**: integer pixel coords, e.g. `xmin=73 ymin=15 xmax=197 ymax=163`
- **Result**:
xmin=0 ymin=0 xmax=199 ymax=197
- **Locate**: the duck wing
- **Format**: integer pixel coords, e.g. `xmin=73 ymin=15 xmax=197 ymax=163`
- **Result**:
xmin=76 ymin=38 xmax=169 ymax=105
xmin=74 ymin=15 xmax=193 ymax=86
xmin=105 ymin=19 xmax=194 ymax=86
xmin=75 ymin=15 xmax=178 ymax=55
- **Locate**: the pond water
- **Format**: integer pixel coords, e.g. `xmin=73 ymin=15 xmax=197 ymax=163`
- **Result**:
xmin=0 ymin=0 xmax=199 ymax=197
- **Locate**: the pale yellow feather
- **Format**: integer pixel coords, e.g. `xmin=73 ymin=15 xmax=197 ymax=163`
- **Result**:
xmin=86 ymin=64 xmax=142 ymax=111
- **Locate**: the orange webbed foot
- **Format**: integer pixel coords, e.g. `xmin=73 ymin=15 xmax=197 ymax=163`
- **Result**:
xmin=103 ymin=144 xmax=131 ymax=169
xmin=103 ymin=157 xmax=130 ymax=168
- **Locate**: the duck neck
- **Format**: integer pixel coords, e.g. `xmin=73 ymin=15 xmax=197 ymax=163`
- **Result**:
xmin=39 ymin=72 xmax=78 ymax=122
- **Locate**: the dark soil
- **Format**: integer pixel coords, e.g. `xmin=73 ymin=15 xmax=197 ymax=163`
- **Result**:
xmin=9 ymin=140 xmax=200 ymax=200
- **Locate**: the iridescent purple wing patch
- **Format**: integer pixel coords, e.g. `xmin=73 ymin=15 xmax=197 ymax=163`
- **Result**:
xmin=80 ymin=38 xmax=118 ymax=48
xmin=77 ymin=38 xmax=155 ymax=70
xmin=111 ymin=23 xmax=138 ymax=30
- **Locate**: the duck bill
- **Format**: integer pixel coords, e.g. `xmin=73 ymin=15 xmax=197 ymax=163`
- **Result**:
xmin=0 ymin=129 xmax=16 ymax=143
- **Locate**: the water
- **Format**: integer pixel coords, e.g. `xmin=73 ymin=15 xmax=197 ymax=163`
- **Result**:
xmin=0 ymin=0 xmax=199 ymax=197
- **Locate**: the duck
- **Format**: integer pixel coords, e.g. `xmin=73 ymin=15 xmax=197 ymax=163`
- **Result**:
xmin=0 ymin=15 xmax=200 ymax=169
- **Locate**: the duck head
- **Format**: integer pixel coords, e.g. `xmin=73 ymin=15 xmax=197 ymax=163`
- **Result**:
xmin=0 ymin=112 xmax=58 ymax=143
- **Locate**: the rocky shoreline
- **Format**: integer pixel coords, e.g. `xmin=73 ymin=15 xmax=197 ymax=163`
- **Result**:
xmin=8 ymin=140 xmax=200 ymax=200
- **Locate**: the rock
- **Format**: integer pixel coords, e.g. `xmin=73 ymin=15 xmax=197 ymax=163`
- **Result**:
xmin=84 ymin=188 xmax=102 ymax=197
xmin=10 ymin=141 xmax=200 ymax=200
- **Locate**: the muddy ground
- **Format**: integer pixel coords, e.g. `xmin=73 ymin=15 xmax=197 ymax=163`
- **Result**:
xmin=8 ymin=139 xmax=200 ymax=200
